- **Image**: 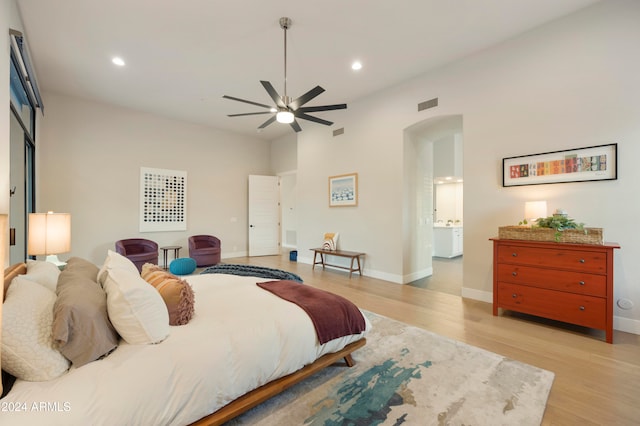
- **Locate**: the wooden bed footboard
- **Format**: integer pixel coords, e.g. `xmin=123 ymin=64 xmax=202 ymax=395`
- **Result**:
xmin=190 ymin=338 xmax=366 ymax=426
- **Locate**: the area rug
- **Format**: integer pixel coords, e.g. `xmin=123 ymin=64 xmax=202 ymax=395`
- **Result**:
xmin=227 ymin=311 xmax=554 ymax=426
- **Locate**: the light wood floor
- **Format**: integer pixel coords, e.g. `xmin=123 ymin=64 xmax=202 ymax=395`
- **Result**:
xmin=408 ymin=256 xmax=463 ymax=296
xmin=221 ymin=254 xmax=640 ymax=426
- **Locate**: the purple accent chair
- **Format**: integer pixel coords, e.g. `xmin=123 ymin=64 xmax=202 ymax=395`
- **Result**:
xmin=188 ymin=235 xmax=221 ymax=267
xmin=115 ymin=238 xmax=159 ymax=272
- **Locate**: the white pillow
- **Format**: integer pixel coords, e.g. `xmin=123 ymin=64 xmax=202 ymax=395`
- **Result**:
xmin=1 ymin=276 xmax=70 ymax=381
xmin=101 ymin=262 xmax=170 ymax=344
xmin=98 ymin=249 xmax=139 ymax=285
xmin=322 ymin=232 xmax=339 ymax=251
xmin=22 ymin=259 xmax=61 ymax=292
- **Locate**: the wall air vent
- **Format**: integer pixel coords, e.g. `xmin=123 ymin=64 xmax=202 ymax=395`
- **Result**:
xmin=418 ymin=98 xmax=438 ymax=112
xmin=333 ymin=128 xmax=345 ymax=137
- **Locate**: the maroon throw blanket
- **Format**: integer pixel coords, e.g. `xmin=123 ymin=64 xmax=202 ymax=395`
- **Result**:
xmin=257 ymin=280 xmax=366 ymax=344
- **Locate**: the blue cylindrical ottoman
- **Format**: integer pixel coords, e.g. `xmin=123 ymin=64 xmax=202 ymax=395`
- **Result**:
xmin=169 ymin=257 xmax=197 ymax=275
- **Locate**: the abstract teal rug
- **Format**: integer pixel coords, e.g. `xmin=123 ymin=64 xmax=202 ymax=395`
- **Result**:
xmin=227 ymin=311 xmax=554 ymax=426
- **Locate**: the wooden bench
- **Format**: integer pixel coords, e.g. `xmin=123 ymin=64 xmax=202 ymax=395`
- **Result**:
xmin=310 ymin=248 xmax=365 ymax=278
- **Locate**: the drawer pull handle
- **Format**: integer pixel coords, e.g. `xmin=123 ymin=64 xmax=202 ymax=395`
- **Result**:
xmin=512 ymin=272 xmax=517 ymax=276
xmin=579 ymin=259 xmax=585 ymax=263
xmin=579 ymin=306 xmax=585 ymax=311
xmin=512 ymin=253 xmax=517 ymax=257
xmin=512 ymin=294 xmax=517 ymax=298
xmin=579 ymin=281 xmax=585 ymax=286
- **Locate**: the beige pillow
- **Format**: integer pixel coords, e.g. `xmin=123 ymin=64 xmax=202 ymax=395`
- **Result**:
xmin=141 ymin=264 xmax=195 ymax=326
xmin=100 ymin=252 xmax=170 ymax=344
xmin=52 ymin=257 xmax=119 ymax=367
xmin=2 ymin=277 xmax=70 ymax=381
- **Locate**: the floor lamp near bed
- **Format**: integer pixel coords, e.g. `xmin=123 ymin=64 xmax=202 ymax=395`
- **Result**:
xmin=27 ymin=211 xmax=71 ymax=267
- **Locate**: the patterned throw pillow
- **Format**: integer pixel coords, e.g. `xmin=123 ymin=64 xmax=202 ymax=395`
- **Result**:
xmin=22 ymin=259 xmax=61 ymax=292
xmin=2 ymin=277 xmax=70 ymax=381
xmin=141 ymin=264 xmax=195 ymax=326
xmin=322 ymin=232 xmax=339 ymax=251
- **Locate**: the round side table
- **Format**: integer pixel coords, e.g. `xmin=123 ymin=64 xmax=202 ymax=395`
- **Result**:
xmin=160 ymin=245 xmax=182 ymax=269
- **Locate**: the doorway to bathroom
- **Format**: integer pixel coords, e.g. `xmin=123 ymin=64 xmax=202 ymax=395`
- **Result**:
xmin=406 ymin=115 xmax=463 ymax=296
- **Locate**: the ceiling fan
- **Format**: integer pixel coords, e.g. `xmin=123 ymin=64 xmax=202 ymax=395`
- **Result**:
xmin=223 ymin=17 xmax=347 ymax=133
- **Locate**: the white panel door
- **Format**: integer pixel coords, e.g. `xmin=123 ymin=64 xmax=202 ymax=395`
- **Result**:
xmin=248 ymin=175 xmax=280 ymax=256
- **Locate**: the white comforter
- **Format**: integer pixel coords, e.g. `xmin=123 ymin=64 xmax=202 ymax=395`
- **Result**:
xmin=0 ymin=273 xmax=370 ymax=426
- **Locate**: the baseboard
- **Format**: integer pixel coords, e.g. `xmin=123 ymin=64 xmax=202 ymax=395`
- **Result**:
xmin=613 ymin=316 xmax=640 ymax=336
xmin=221 ymin=251 xmax=247 ymax=259
xmin=401 ymin=268 xmax=433 ymax=284
xmin=461 ymin=287 xmax=493 ymax=303
xmin=297 ymin=255 xmax=405 ymax=283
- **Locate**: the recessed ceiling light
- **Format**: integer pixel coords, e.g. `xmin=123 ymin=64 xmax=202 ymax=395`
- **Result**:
xmin=112 ymin=57 xmax=125 ymax=66
xmin=351 ymin=61 xmax=362 ymax=71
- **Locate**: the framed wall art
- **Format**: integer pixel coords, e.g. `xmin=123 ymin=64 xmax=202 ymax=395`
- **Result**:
xmin=139 ymin=167 xmax=187 ymax=232
xmin=503 ymin=143 xmax=617 ymax=187
xmin=329 ymin=173 xmax=358 ymax=207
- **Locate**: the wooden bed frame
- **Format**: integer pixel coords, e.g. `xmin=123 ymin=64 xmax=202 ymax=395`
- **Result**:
xmin=2 ymin=262 xmax=366 ymax=425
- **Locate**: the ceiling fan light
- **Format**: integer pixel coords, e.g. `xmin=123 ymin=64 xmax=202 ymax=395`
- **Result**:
xmin=276 ymin=110 xmax=294 ymax=124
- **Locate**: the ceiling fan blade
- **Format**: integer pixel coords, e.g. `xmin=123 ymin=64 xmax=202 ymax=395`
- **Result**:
xmin=295 ymin=112 xmax=333 ymax=126
xmin=260 ymin=81 xmax=285 ymax=108
xmin=289 ymin=86 xmax=325 ymax=110
xmin=228 ymin=111 xmax=273 ymax=117
xmin=258 ymin=115 xmax=277 ymax=129
xmin=223 ymin=95 xmax=272 ymax=109
xmin=290 ymin=120 xmax=302 ymax=133
xmin=298 ymin=104 xmax=347 ymax=113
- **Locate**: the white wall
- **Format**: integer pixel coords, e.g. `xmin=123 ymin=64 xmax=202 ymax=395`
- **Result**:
xmin=271 ymin=133 xmax=298 ymax=249
xmin=1 ymin=0 xmax=25 ymax=267
xmin=270 ymin=133 xmax=297 ymax=174
xmin=37 ymin=93 xmax=271 ymax=265
xmin=292 ymin=0 xmax=640 ymax=333
xmin=296 ymin=104 xmax=407 ymax=282
xmin=435 ymin=183 xmax=463 ymax=224
xmin=18 ymin=0 xmax=640 ymax=334
xmin=402 ymin=126 xmax=433 ymax=282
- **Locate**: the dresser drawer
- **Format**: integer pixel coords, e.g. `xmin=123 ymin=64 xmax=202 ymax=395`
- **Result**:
xmin=497 ymin=283 xmax=606 ymax=329
xmin=497 ymin=244 xmax=607 ymax=274
xmin=497 ymin=264 xmax=606 ymax=297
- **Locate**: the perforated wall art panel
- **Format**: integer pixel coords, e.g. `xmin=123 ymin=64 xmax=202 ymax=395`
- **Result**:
xmin=139 ymin=167 xmax=187 ymax=232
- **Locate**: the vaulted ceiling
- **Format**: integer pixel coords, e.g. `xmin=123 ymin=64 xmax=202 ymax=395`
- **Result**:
xmin=16 ymin=0 xmax=599 ymax=140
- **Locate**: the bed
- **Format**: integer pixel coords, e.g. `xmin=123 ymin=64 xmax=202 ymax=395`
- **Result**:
xmin=0 ymin=253 xmax=369 ymax=425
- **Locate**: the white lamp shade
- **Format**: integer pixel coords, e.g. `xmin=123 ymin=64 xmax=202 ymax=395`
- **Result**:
xmin=27 ymin=212 xmax=71 ymax=256
xmin=524 ymin=201 xmax=547 ymax=221
xmin=276 ymin=110 xmax=294 ymax=124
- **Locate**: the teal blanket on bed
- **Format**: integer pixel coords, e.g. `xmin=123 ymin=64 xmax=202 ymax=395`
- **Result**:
xmin=200 ymin=264 xmax=303 ymax=283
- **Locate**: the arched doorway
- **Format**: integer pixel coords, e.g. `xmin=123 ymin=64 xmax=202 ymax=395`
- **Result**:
xmin=403 ymin=115 xmax=463 ymax=296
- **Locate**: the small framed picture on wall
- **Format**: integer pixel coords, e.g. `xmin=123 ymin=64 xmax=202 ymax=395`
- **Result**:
xmin=329 ymin=173 xmax=358 ymax=207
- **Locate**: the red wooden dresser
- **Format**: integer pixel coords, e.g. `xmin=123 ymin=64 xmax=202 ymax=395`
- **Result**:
xmin=491 ymin=238 xmax=620 ymax=343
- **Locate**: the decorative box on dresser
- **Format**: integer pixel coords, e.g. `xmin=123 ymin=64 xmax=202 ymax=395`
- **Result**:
xmin=491 ymin=238 xmax=620 ymax=343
